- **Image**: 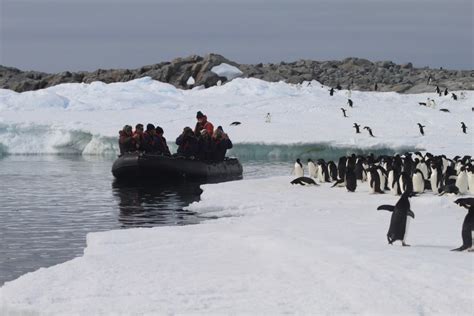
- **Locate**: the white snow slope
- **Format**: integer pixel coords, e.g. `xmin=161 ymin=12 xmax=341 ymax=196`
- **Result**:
xmin=0 ymin=77 xmax=472 ymax=156
xmin=1 ymin=177 xmax=473 ymax=315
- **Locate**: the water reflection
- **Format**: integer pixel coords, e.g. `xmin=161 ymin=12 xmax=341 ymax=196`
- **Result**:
xmin=112 ymin=181 xmax=203 ymax=228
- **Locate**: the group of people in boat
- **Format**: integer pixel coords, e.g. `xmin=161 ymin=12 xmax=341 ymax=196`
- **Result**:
xmin=118 ymin=111 xmax=233 ymax=161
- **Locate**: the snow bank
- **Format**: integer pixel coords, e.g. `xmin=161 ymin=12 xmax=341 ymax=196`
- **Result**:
xmin=0 ymin=77 xmax=472 ymax=156
xmin=1 ymin=177 xmax=472 ymax=315
xmin=211 ymin=63 xmax=243 ymax=80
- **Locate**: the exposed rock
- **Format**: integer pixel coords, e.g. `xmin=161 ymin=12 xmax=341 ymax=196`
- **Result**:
xmin=0 ymin=54 xmax=472 ymax=93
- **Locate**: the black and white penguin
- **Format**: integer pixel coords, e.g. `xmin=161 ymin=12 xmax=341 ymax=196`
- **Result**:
xmin=317 ymin=160 xmax=330 ymax=183
xmin=353 ymin=123 xmax=361 ymax=134
xmin=341 ymin=108 xmax=348 ymax=117
xmin=345 ymin=167 xmax=357 ymax=192
xmin=417 ymin=123 xmax=426 ymax=136
xmin=377 ymin=191 xmax=415 ymax=246
xmin=412 ymin=169 xmax=425 ymax=193
xmin=461 ymin=122 xmax=467 ymax=134
xmin=451 ymin=198 xmax=474 ymax=251
xmin=429 ymin=161 xmax=443 ymax=193
xmin=368 ymin=167 xmax=384 ymax=194
xmin=293 ymin=159 xmax=304 ymax=177
xmin=328 ymin=161 xmax=338 ymax=181
xmin=467 ymin=165 xmax=474 ymax=195
xmin=374 ymin=83 xmax=378 ymax=91
xmin=307 ymin=159 xmax=317 ymax=178
xmin=291 ymin=177 xmax=318 ymax=186
xmin=455 ymin=168 xmax=469 ymax=194
xmin=439 ymin=108 xmax=450 ymax=113
xmin=398 ymin=171 xmax=413 ymax=194
xmin=452 ymin=93 xmax=458 ymax=100
xmin=435 ymin=86 xmax=440 ymax=94
xmin=363 ymin=126 xmax=375 ymax=137
xmin=444 ymin=88 xmax=449 ymax=96
xmin=230 ymin=121 xmax=241 ymax=126
xmin=338 ymin=156 xmax=347 ymax=180
xmin=329 ymin=88 xmax=335 ymax=96
xmin=348 ymin=99 xmax=353 ymax=107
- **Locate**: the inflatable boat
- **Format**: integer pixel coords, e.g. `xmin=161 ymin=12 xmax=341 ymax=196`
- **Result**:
xmin=112 ymin=153 xmax=243 ymax=181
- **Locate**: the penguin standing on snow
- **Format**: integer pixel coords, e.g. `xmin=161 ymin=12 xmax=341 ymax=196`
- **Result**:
xmin=452 ymin=93 xmax=458 ymax=100
xmin=341 ymin=108 xmax=348 ymax=117
xmin=377 ymin=191 xmax=415 ymax=246
xmin=455 ymin=168 xmax=469 ymax=194
xmin=368 ymin=167 xmax=384 ymax=194
xmin=435 ymin=86 xmax=440 ymax=94
xmin=451 ymin=198 xmax=474 ymax=251
xmin=461 ymin=122 xmax=467 ymax=134
xmin=444 ymin=88 xmax=449 ymax=96
xmin=293 ymin=159 xmax=304 ymax=177
xmin=347 ymin=99 xmax=353 ymax=107
xmin=417 ymin=123 xmax=426 ymax=136
xmin=412 ymin=169 xmax=425 ymax=193
xmin=307 ymin=159 xmax=317 ymax=178
xmin=329 ymin=88 xmax=335 ymax=96
xmin=353 ymin=123 xmax=361 ymax=134
xmin=345 ymin=167 xmax=357 ymax=192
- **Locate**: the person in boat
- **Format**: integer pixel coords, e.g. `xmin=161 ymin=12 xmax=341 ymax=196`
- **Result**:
xmin=133 ymin=124 xmax=145 ymax=150
xmin=212 ymin=126 xmax=233 ymax=161
xmin=118 ymin=125 xmax=136 ymax=155
xmin=197 ymin=129 xmax=214 ymax=161
xmin=194 ymin=111 xmax=214 ymax=136
xmin=155 ymin=126 xmax=171 ymax=156
xmin=176 ymin=127 xmax=198 ymax=158
xmin=141 ymin=123 xmax=158 ymax=153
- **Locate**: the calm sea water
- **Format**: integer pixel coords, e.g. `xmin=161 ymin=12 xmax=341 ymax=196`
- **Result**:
xmin=0 ymin=155 xmax=290 ymax=285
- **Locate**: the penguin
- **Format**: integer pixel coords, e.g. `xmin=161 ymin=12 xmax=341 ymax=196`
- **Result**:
xmin=412 ymin=169 xmax=425 ymax=193
xmin=452 ymin=93 xmax=458 ymax=100
xmin=377 ymin=191 xmax=415 ymax=246
xmin=265 ymin=113 xmax=271 ymax=123
xmin=415 ymin=159 xmax=429 ymax=180
xmin=347 ymin=99 xmax=353 ymax=107
xmin=374 ymin=83 xmax=378 ymax=91
xmin=455 ymin=169 xmax=469 ymax=194
xmin=354 ymin=158 xmax=365 ymax=181
xmin=439 ymin=184 xmax=459 ymax=195
xmin=444 ymin=88 xmax=449 ymax=96
xmin=230 ymin=121 xmax=241 ymax=126
xmin=353 ymin=123 xmax=361 ymax=134
xmin=341 ymin=108 xmax=348 ymax=117
xmin=439 ymin=109 xmax=450 ymax=113
xmin=336 ymin=84 xmax=342 ymax=90
xmin=291 ymin=177 xmax=318 ymax=186
xmin=338 ymin=156 xmax=347 ymax=180
xmin=293 ymin=159 xmax=304 ymax=177
xmin=345 ymin=167 xmax=357 ymax=192
xmin=363 ymin=126 xmax=375 ymax=137
xmin=467 ymin=166 xmax=474 ymax=195
xmin=328 ymin=161 xmax=338 ymax=181
xmin=307 ymin=159 xmax=317 ymax=178
xmin=417 ymin=123 xmax=426 ymax=136
xmin=398 ymin=172 xmax=413 ymax=194
xmin=329 ymin=88 xmax=335 ymax=96
xmin=316 ymin=160 xmax=330 ymax=183
xmin=418 ymin=102 xmax=427 ymax=106
xmin=461 ymin=122 xmax=467 ymax=134
xmin=368 ymin=168 xmax=384 ymax=194
xmin=451 ymin=198 xmax=474 ymax=251
xmin=435 ymin=86 xmax=440 ymax=94
xmin=388 ymin=169 xmax=400 ymax=195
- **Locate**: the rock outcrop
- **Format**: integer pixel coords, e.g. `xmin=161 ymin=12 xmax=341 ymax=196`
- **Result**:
xmin=1 ymin=54 xmax=472 ymax=93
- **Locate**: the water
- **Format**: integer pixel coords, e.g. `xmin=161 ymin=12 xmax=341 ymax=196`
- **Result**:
xmin=0 ymin=155 xmax=290 ymax=285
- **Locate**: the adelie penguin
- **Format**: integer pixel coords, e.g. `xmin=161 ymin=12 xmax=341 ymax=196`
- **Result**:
xmin=377 ymin=191 xmax=415 ymax=246
xmin=293 ymin=159 xmax=304 ymax=177
xmin=451 ymin=93 xmax=458 ymax=101
xmin=363 ymin=126 xmax=375 ymax=137
xmin=341 ymin=108 xmax=348 ymax=117
xmin=347 ymin=99 xmax=353 ymax=107
xmin=451 ymin=198 xmax=474 ymax=251
xmin=353 ymin=123 xmax=361 ymax=134
xmin=461 ymin=122 xmax=467 ymax=134
xmin=307 ymin=159 xmax=317 ymax=178
xmin=329 ymin=88 xmax=335 ymax=96
xmin=417 ymin=123 xmax=426 ymax=136
xmin=291 ymin=177 xmax=318 ymax=186
xmin=230 ymin=121 xmax=241 ymax=126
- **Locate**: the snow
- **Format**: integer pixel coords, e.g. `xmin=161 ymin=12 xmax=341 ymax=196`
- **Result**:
xmin=211 ymin=63 xmax=243 ymax=80
xmin=0 ymin=77 xmax=473 ymax=314
xmin=0 ymin=77 xmax=472 ymax=156
xmin=186 ymin=76 xmax=195 ymax=86
xmin=1 ymin=177 xmax=472 ymax=315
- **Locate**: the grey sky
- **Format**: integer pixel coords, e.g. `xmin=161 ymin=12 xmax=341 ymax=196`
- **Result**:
xmin=1 ymin=0 xmax=472 ymax=72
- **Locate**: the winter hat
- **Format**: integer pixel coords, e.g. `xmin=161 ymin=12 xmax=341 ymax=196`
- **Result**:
xmin=155 ymin=126 xmax=164 ymax=134
xmin=146 ymin=123 xmax=155 ymax=131
xmin=196 ymin=111 xmax=204 ymax=119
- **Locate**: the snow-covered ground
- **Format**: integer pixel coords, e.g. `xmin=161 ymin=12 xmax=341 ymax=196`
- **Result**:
xmin=0 ymin=76 xmax=471 ymax=156
xmin=1 ymin=177 xmax=472 ymax=315
xmin=1 ymin=76 xmax=473 ymax=314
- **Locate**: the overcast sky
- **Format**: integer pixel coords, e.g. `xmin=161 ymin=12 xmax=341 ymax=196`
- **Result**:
xmin=0 ymin=0 xmax=472 ymax=72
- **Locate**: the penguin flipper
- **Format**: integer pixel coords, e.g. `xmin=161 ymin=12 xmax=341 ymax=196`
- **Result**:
xmin=377 ymin=205 xmax=395 ymax=212
xmin=407 ymin=210 xmax=415 ymax=219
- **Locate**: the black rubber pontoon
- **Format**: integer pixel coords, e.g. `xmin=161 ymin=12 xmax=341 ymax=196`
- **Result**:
xmin=112 ymin=153 xmax=243 ymax=181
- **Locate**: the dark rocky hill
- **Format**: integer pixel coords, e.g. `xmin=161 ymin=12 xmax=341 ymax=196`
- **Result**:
xmin=1 ymin=54 xmax=472 ymax=93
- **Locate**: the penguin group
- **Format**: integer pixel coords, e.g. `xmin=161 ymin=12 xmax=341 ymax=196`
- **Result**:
xmin=290 ymin=152 xmax=474 ymax=251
